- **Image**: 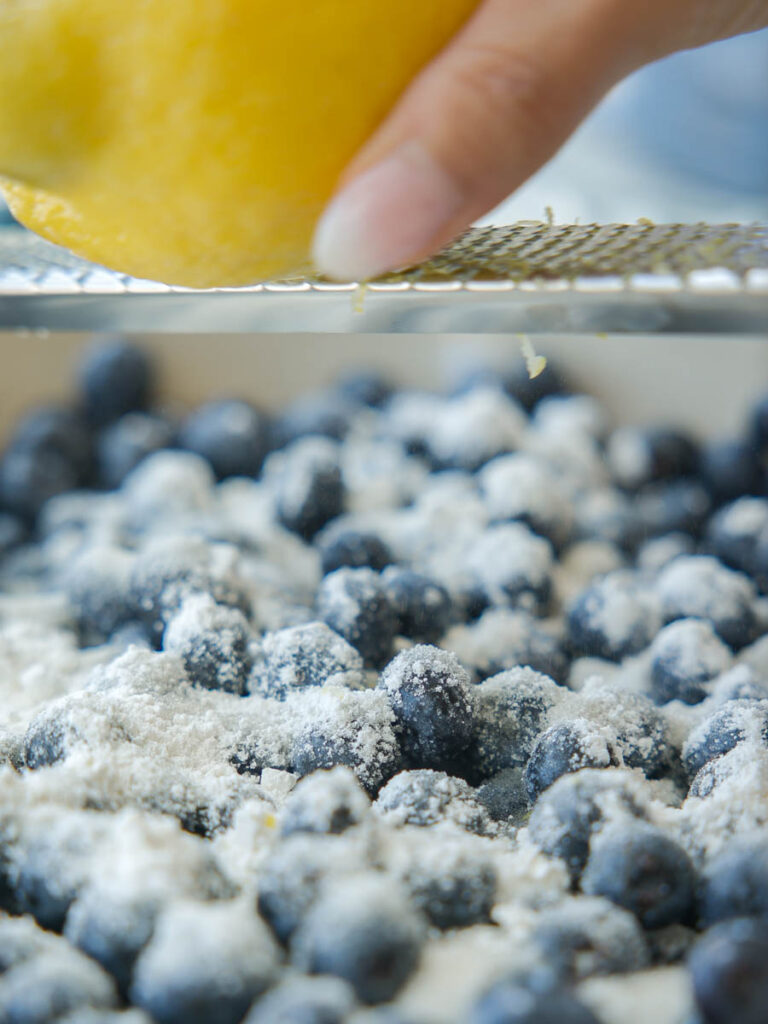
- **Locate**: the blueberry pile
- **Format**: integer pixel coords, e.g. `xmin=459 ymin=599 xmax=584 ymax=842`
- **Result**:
xmin=2 ymin=341 xmax=768 ymax=1023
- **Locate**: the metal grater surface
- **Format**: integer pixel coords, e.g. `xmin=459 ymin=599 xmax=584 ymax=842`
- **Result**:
xmin=0 ymin=221 xmax=765 ymax=334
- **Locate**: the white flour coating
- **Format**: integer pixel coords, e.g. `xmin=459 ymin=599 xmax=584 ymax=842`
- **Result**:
xmin=465 ymin=523 xmax=553 ymax=609
xmin=606 ymin=427 xmax=654 ymax=490
xmin=3 ymin=362 xmax=768 ymax=1023
xmin=132 ymin=898 xmax=279 ymax=1009
xmin=262 ymin=435 xmax=341 ymax=523
xmin=656 ymin=555 xmax=756 ymax=625
xmin=535 ymin=394 xmax=608 ymax=440
xmin=566 ymin=571 xmax=662 ymax=651
xmin=421 ymin=387 xmax=527 ymax=469
xmin=579 ymin=967 xmax=694 ymax=1024
xmin=650 ymin=619 xmax=732 ymax=684
xmin=478 ymin=452 xmax=575 ymax=547
xmin=712 ymin=495 xmax=768 ymax=536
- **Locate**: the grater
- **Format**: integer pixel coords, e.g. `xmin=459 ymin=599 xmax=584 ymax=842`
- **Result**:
xmin=0 ymin=221 xmax=765 ymax=334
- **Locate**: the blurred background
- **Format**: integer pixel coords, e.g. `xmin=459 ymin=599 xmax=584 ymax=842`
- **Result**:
xmin=490 ymin=28 xmax=768 ymax=225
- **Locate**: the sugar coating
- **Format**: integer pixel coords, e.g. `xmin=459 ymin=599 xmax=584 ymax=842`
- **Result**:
xmin=3 ymin=355 xmax=768 ymax=1023
xmin=532 ymin=894 xmax=650 ymax=978
xmin=279 ymin=766 xmax=371 ymax=836
xmin=479 ymin=452 xmax=574 ymax=547
xmin=656 ymin=555 xmax=756 ymax=647
xmin=131 ymin=898 xmax=279 ymax=1021
xmin=375 ymin=771 xmax=491 ymax=835
xmin=421 ymin=387 xmax=527 ymax=470
xmin=0 ymin=922 xmax=119 ymax=1018
xmin=253 ymin=620 xmax=364 ymax=698
xmin=465 ymin=523 xmax=554 ymax=611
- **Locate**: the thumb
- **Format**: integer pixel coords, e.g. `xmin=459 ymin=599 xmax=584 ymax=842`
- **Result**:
xmin=312 ymin=0 xmax=704 ymax=280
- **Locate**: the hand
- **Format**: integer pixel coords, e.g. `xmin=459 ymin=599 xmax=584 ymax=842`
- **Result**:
xmin=312 ymin=0 xmax=768 ymax=279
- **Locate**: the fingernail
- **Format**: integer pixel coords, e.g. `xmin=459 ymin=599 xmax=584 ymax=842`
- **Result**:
xmin=312 ymin=141 xmax=465 ymax=281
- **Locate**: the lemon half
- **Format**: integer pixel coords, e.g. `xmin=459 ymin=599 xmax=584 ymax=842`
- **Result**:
xmin=0 ymin=0 xmax=478 ymax=287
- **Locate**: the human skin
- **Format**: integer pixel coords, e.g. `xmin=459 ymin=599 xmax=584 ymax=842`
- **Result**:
xmin=312 ymin=0 xmax=768 ymax=280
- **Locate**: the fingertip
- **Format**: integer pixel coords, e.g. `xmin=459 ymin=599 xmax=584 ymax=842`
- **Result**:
xmin=312 ymin=141 xmax=465 ymax=281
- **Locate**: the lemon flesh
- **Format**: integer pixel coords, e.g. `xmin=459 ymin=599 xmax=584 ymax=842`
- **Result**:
xmin=0 ymin=0 xmax=478 ymax=288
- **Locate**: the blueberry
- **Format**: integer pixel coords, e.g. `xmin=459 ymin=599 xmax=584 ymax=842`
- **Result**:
xmin=479 ymin=453 xmax=574 ymax=549
xmin=23 ymin=710 xmax=70 ymax=770
xmin=128 ymin=538 xmax=251 ymax=647
xmin=527 ymin=770 xmax=648 ymax=883
xmin=579 ymin=689 xmax=675 ymax=780
xmin=749 ymin=392 xmax=768 ymax=453
xmin=496 ymin=358 xmax=568 ymax=412
xmin=567 ymin=574 xmax=661 ymax=662
xmin=689 ymin=917 xmax=768 ymax=1024
xmin=0 ymin=948 xmax=119 ymax=1023
xmin=63 ymin=546 xmax=135 ymax=645
xmin=336 ymin=370 xmax=393 ymax=410
xmin=395 ymin=842 xmax=497 ymax=930
xmin=319 ymin=530 xmax=393 ymax=576
xmin=608 ymin=427 xmax=698 ymax=489
xmin=0 ymin=406 xmax=94 ymax=520
xmin=163 ymin=593 xmax=252 ymax=694
xmin=572 ymin=488 xmax=637 ymax=551
xmin=378 ymin=645 xmax=475 ymax=771
xmin=469 ymin=980 xmax=599 ymax=1024
xmin=524 ymin=720 xmax=619 ymax=802
xmin=257 ymin=832 xmax=368 ymax=945
xmin=698 ymin=837 xmax=768 ymax=926
xmin=290 ymin=688 xmax=402 ymax=794
xmin=244 ymin=975 xmax=357 ymax=1024
xmin=423 ymin=387 xmax=528 ymax=471
xmin=650 ymin=619 xmax=732 ymax=706
xmin=712 ymin=664 xmax=768 ymax=703
xmin=78 ymin=339 xmax=152 ymax=427
xmin=374 ymin=770 xmax=490 ymax=834
xmin=97 ymin=413 xmax=175 ymax=489
xmin=270 ymin=438 xmax=346 ymax=541
xmin=532 ymin=896 xmax=650 ymax=979
xmin=656 ymin=555 xmax=757 ymax=650
xmin=317 ymin=568 xmax=397 ymax=668
xmin=178 ymin=399 xmax=271 ymax=480
xmin=581 ymin=822 xmax=695 ymax=929
xmin=475 ymin=767 xmax=529 ymax=823
xmin=706 ymin=497 xmax=768 ymax=580
xmin=291 ymin=874 xmax=425 ymax=1005
xmin=471 ymin=667 xmax=564 ymax=780
xmin=276 ymin=392 xmax=353 ymax=446
xmin=635 ymin=481 xmax=712 ymax=540
xmin=0 ymin=915 xmax=49 ymax=974
xmin=0 ymin=447 xmax=79 ymax=523
xmin=688 ymin=748 xmax=744 ymax=800
xmin=280 ymin=767 xmax=371 ymax=837
xmin=637 ymin=532 xmax=695 ymax=572
xmin=467 ymin=523 xmax=554 ymax=613
xmin=51 ymin=1011 xmax=150 ymax=1024
xmin=13 ymin=405 xmax=93 ymax=476
xmin=119 ymin=450 xmax=214 ymax=524
xmin=131 ymin=900 xmax=279 ymax=1024
xmin=0 ymin=512 xmax=25 ymax=556
xmin=381 ymin=568 xmax=452 ymax=644
xmin=699 ymin=440 xmax=761 ymax=504
xmin=682 ymin=700 xmax=768 ymax=778
xmin=65 ymin=890 xmax=157 ymax=996
xmin=253 ymin=622 xmax=364 ymax=700
xmin=447 ymin=608 xmax=569 ymax=683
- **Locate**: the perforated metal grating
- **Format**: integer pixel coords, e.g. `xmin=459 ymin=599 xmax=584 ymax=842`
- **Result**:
xmin=0 ymin=222 xmax=765 ymax=334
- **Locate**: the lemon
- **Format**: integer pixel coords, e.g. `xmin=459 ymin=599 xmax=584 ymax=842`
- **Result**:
xmin=0 ymin=0 xmax=478 ymax=287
